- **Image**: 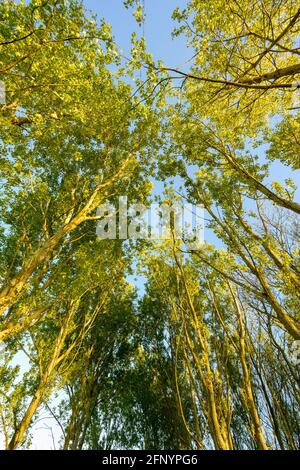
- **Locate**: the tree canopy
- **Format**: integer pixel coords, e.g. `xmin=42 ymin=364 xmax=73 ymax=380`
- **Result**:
xmin=0 ymin=0 xmax=299 ymax=450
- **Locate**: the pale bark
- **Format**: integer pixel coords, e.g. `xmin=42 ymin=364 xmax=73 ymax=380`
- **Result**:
xmin=0 ymin=161 xmax=130 ymax=326
xmin=228 ymin=284 xmax=268 ymax=450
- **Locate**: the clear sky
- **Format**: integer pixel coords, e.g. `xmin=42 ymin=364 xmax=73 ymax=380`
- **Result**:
xmin=84 ymin=0 xmax=189 ymax=65
xmin=5 ymin=0 xmax=299 ymax=450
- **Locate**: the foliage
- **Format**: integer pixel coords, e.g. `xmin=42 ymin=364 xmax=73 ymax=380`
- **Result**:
xmin=0 ymin=0 xmax=299 ymax=450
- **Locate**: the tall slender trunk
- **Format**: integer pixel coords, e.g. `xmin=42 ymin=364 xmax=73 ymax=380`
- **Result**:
xmin=8 ymin=380 xmax=47 ymax=450
xmin=202 ymin=199 xmax=300 ymax=339
xmin=0 ymin=163 xmax=129 ymax=323
xmin=173 ymin=246 xmax=233 ymax=449
xmin=229 ymin=284 xmax=268 ymax=450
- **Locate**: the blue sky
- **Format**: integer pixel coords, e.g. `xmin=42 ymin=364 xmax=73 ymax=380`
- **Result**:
xmin=84 ymin=0 xmax=188 ymax=65
xmin=3 ymin=0 xmax=299 ymax=450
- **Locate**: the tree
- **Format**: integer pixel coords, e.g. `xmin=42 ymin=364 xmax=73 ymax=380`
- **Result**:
xmin=0 ymin=0 xmax=299 ymax=451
